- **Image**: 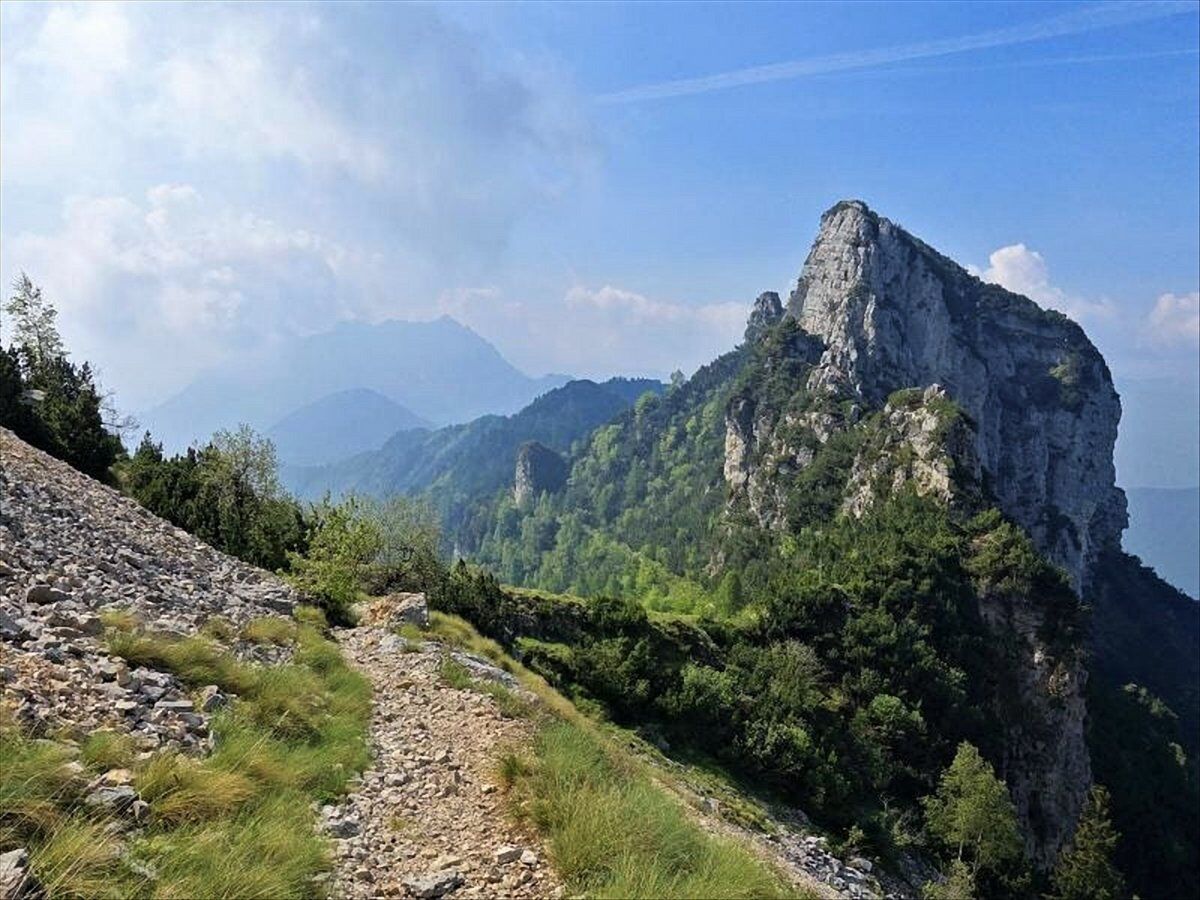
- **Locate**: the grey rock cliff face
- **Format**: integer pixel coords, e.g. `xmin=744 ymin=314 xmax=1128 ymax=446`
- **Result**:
xmin=513 ymin=441 xmax=568 ymax=508
xmin=841 ymin=384 xmax=983 ymax=519
xmin=744 ymin=291 xmax=784 ymax=343
xmin=973 ymin=566 xmax=1091 ymax=868
xmin=787 ymin=200 xmax=1125 ymax=592
xmin=721 ymin=202 xmax=1116 ymax=866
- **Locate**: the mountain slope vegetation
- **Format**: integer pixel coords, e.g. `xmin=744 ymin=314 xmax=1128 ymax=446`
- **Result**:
xmin=284 ymin=377 xmax=663 ymax=548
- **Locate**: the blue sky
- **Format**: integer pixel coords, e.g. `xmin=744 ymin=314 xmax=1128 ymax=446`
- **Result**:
xmin=1 ymin=1 xmax=1197 ymax=485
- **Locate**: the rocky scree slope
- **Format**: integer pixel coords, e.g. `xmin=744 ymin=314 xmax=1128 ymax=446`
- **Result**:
xmin=0 ymin=426 xmax=299 ymax=749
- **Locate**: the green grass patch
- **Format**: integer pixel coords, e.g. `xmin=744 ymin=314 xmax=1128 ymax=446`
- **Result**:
xmin=240 ymin=616 xmax=297 ymax=646
xmin=106 ymin=632 xmax=260 ymax=696
xmin=424 ymin=613 xmax=794 ymax=898
xmin=99 ymin=607 xmax=139 ymax=633
xmin=200 ymin=616 xmax=237 ymax=642
xmin=395 ymin=622 xmax=424 ymax=642
xmin=292 ymin=605 xmax=329 ymax=631
xmin=80 ymin=730 xmax=136 ymax=772
xmin=510 ymin=720 xmax=792 ymax=899
xmin=438 ymin=656 xmax=474 ymax=690
xmin=2 ymin=624 xmax=371 ymax=898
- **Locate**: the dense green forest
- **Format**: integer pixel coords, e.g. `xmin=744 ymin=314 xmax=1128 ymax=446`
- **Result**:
xmin=1 ymin=274 xmax=125 ymax=481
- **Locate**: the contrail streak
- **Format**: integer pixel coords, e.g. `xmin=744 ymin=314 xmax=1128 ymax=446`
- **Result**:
xmin=597 ymin=0 xmax=1197 ymax=104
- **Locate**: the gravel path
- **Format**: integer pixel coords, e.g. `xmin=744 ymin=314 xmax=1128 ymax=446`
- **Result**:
xmin=326 ymin=626 xmax=563 ymax=899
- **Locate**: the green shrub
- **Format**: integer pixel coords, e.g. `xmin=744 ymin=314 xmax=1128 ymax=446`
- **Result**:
xmin=286 ymin=496 xmax=380 ymax=625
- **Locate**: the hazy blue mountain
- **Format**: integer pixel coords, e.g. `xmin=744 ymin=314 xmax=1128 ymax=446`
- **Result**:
xmin=141 ymin=317 xmax=568 ymax=452
xmin=266 ymin=388 xmax=429 ymax=467
xmin=1123 ymin=486 xmax=1200 ymax=599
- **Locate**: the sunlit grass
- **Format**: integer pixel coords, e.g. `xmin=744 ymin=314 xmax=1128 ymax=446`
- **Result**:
xmin=437 ymin=656 xmax=533 ymax=719
xmin=425 ymin=612 xmax=795 ymax=899
xmin=1 ymin=624 xmax=371 ymax=899
xmin=80 ymin=730 xmax=136 ymax=772
xmin=512 ymin=721 xmax=793 ymax=899
xmin=240 ymin=616 xmax=297 ymax=646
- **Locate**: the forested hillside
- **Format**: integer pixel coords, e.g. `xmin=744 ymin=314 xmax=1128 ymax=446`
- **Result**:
xmin=283 ymin=377 xmax=663 ymax=547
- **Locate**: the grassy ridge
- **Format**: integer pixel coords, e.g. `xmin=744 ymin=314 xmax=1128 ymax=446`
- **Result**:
xmin=0 ymin=613 xmax=370 ymax=898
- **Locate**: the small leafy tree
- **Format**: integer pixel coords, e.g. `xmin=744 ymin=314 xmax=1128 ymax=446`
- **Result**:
xmin=1 ymin=274 xmax=124 ymax=480
xmin=923 ymin=859 xmax=976 ymax=900
xmin=287 ymin=496 xmax=382 ymax=624
xmin=191 ymin=426 xmax=303 ymax=569
xmin=1048 ymin=785 xmax=1126 ymax=900
xmin=4 ymin=272 xmax=63 ymax=366
xmin=359 ymin=495 xmax=444 ymax=594
xmin=923 ymin=742 xmax=1024 ymax=896
xmin=120 ymin=428 xmax=305 ymax=570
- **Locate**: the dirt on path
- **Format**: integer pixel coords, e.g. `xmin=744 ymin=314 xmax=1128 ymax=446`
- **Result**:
xmin=325 ymin=625 xmax=563 ymax=900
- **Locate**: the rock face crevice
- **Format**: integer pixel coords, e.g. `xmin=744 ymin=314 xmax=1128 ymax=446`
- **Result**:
xmin=756 ymin=199 xmax=1124 ymax=593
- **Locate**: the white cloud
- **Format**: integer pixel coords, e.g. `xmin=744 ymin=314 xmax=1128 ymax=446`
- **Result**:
xmin=21 ymin=2 xmax=131 ymax=88
xmin=1144 ymin=292 xmax=1200 ymax=347
xmin=7 ymin=186 xmax=378 ymax=408
xmin=598 ymin=1 xmax=1193 ymax=103
xmin=438 ymin=283 xmax=746 ymax=379
xmin=1 ymin=2 xmax=597 ymax=408
xmin=566 ymin=284 xmax=746 ymax=331
xmin=141 ymin=31 xmax=387 ymax=180
xmin=973 ymin=243 xmax=1115 ymax=321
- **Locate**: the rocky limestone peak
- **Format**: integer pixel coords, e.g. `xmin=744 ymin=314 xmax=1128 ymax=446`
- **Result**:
xmin=783 ymin=200 xmax=1126 ymax=592
xmin=744 ymin=291 xmax=784 ymax=343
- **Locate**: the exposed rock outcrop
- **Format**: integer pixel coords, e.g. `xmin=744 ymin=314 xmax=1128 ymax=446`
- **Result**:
xmin=785 ymin=200 xmax=1125 ymax=592
xmin=744 ymin=291 xmax=784 ymax=343
xmin=841 ymin=385 xmax=982 ymax=519
xmin=513 ymin=441 xmax=567 ymax=508
xmin=974 ymin=566 xmax=1091 ymax=869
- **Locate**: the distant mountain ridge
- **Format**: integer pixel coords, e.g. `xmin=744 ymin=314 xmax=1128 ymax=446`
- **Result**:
xmin=282 ymin=376 xmax=664 ymax=541
xmin=267 ymin=388 xmax=430 ymax=467
xmin=141 ymin=316 xmax=569 ymax=452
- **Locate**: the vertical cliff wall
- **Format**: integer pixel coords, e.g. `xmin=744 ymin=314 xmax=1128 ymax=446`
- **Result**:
xmin=785 ymin=200 xmax=1126 ymax=592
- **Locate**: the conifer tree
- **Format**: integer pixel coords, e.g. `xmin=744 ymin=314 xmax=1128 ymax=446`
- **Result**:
xmin=1049 ymin=785 xmax=1126 ymax=900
